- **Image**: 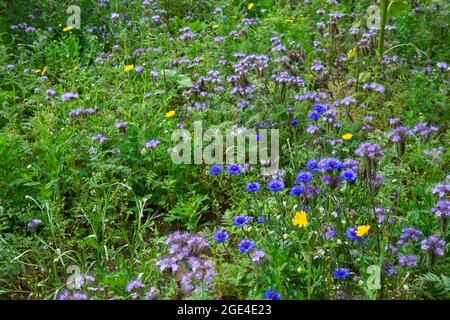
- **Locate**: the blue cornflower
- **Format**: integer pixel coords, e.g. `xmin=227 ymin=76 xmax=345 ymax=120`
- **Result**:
xmin=290 ymin=119 xmax=298 ymax=127
xmin=245 ymin=182 xmax=261 ymax=193
xmin=290 ymin=185 xmax=305 ymax=195
xmin=308 ymin=111 xmax=320 ymax=121
xmin=256 ymin=216 xmax=268 ymax=224
xmin=340 ymin=169 xmax=357 ymax=182
xmin=214 ymin=230 xmax=229 ymax=243
xmin=333 ymin=268 xmax=350 ymax=280
xmin=226 ymin=163 xmax=243 ymax=175
xmin=306 ymin=159 xmax=319 ymax=172
xmin=296 ymin=171 xmax=313 ymax=183
xmin=264 ymin=289 xmax=281 ymax=300
xmin=319 ymin=157 xmax=344 ymax=171
xmin=267 ymin=179 xmax=284 ymax=192
xmin=232 ymin=215 xmax=252 ymax=227
xmin=313 ymin=104 xmax=326 ymax=114
xmin=346 ymin=227 xmax=365 ymax=241
xmin=237 ymin=239 xmax=255 ymax=253
xmin=209 ymin=164 xmax=222 ymax=175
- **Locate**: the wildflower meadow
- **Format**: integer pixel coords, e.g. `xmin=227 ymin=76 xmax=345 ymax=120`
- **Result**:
xmin=0 ymin=0 xmax=449 ymax=303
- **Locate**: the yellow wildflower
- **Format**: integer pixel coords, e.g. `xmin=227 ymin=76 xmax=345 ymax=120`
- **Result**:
xmin=342 ymin=133 xmax=353 ymax=140
xmin=285 ymin=19 xmax=294 ymax=23
xmin=356 ymin=225 xmax=371 ymax=237
xmin=347 ymin=47 xmax=357 ymax=59
xmin=63 ymin=25 xmax=74 ymax=32
xmin=165 ymin=110 xmax=176 ymax=118
xmin=293 ymin=211 xmax=308 ymax=229
xmin=123 ymin=64 xmax=134 ymax=72
xmin=248 ymin=3 xmax=254 ymax=10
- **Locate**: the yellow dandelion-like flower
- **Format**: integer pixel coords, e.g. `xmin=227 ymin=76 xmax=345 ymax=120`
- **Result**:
xmin=63 ymin=25 xmax=74 ymax=32
xmin=292 ymin=211 xmax=308 ymax=229
xmin=342 ymin=133 xmax=353 ymax=140
xmin=248 ymin=3 xmax=254 ymax=10
xmin=356 ymin=224 xmax=371 ymax=237
xmin=347 ymin=47 xmax=357 ymax=59
xmin=123 ymin=64 xmax=134 ymax=72
xmin=285 ymin=19 xmax=294 ymax=23
xmin=165 ymin=110 xmax=176 ymax=118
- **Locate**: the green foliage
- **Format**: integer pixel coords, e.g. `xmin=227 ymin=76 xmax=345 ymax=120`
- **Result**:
xmin=0 ymin=0 xmax=448 ymax=301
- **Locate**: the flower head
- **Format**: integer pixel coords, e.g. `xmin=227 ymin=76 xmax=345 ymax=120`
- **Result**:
xmin=27 ymin=218 xmax=42 ymax=229
xmin=226 ymin=163 xmax=243 ymax=175
xmin=398 ymin=255 xmax=417 ymax=268
xmin=91 ymin=134 xmax=107 ymax=143
xmin=252 ymin=250 xmax=266 ymax=263
xmin=296 ymin=171 xmax=313 ymax=183
xmin=245 ymin=182 xmax=261 ymax=193
xmin=333 ymin=268 xmax=350 ymax=280
xmin=214 ymin=230 xmax=229 ymax=243
xmin=431 ymin=200 xmax=450 ymax=218
xmin=306 ymin=159 xmax=319 ymax=172
xmin=341 ymin=169 xmax=357 ymax=182
xmin=209 ymin=164 xmax=222 ymax=175
xmin=237 ymin=239 xmax=255 ymax=253
xmin=292 ymin=211 xmax=308 ymax=229
xmin=290 ymin=185 xmax=305 ymax=196
xmin=342 ymin=133 xmax=353 ymax=140
xmin=267 ymin=179 xmax=284 ymax=192
xmin=123 ymin=64 xmax=134 ymax=72
xmin=126 ymin=279 xmax=145 ymax=292
xmin=232 ymin=215 xmax=252 ymax=227
xmin=356 ymin=225 xmax=370 ymax=237
xmin=355 ymin=142 xmax=384 ymax=159
xmin=346 ymin=227 xmax=365 ymax=242
xmin=145 ymin=139 xmax=160 ymax=149
xmin=264 ymin=289 xmax=281 ymax=300
xmin=421 ymin=235 xmax=446 ymax=256
xmin=165 ymin=110 xmax=176 ymax=118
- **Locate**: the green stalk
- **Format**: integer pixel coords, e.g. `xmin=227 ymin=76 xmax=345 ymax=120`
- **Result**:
xmin=378 ymin=0 xmax=390 ymax=56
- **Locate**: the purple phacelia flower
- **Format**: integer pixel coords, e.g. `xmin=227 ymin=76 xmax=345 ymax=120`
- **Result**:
xmin=355 ymin=142 xmax=384 ymax=159
xmin=91 ymin=134 xmax=107 ymax=143
xmin=145 ymin=139 xmax=160 ymax=149
xmin=421 ymin=235 xmax=446 ymax=256
xmin=398 ymin=255 xmax=417 ymax=268
xmin=126 ymin=279 xmax=145 ymax=292
xmin=61 ymin=91 xmax=78 ymax=102
xmin=431 ymin=200 xmax=450 ymax=218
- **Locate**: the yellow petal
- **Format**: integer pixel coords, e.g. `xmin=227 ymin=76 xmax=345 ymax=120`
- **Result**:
xmin=165 ymin=110 xmax=176 ymax=118
xmin=123 ymin=65 xmax=134 ymax=72
xmin=342 ymin=133 xmax=353 ymax=140
xmin=347 ymin=48 xmax=357 ymax=59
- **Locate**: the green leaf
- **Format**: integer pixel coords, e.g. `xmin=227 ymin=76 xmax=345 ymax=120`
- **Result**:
xmin=177 ymin=75 xmax=193 ymax=88
xmin=83 ymin=235 xmax=100 ymax=250
xmin=358 ymin=72 xmax=371 ymax=83
xmin=387 ymin=0 xmax=409 ymax=19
